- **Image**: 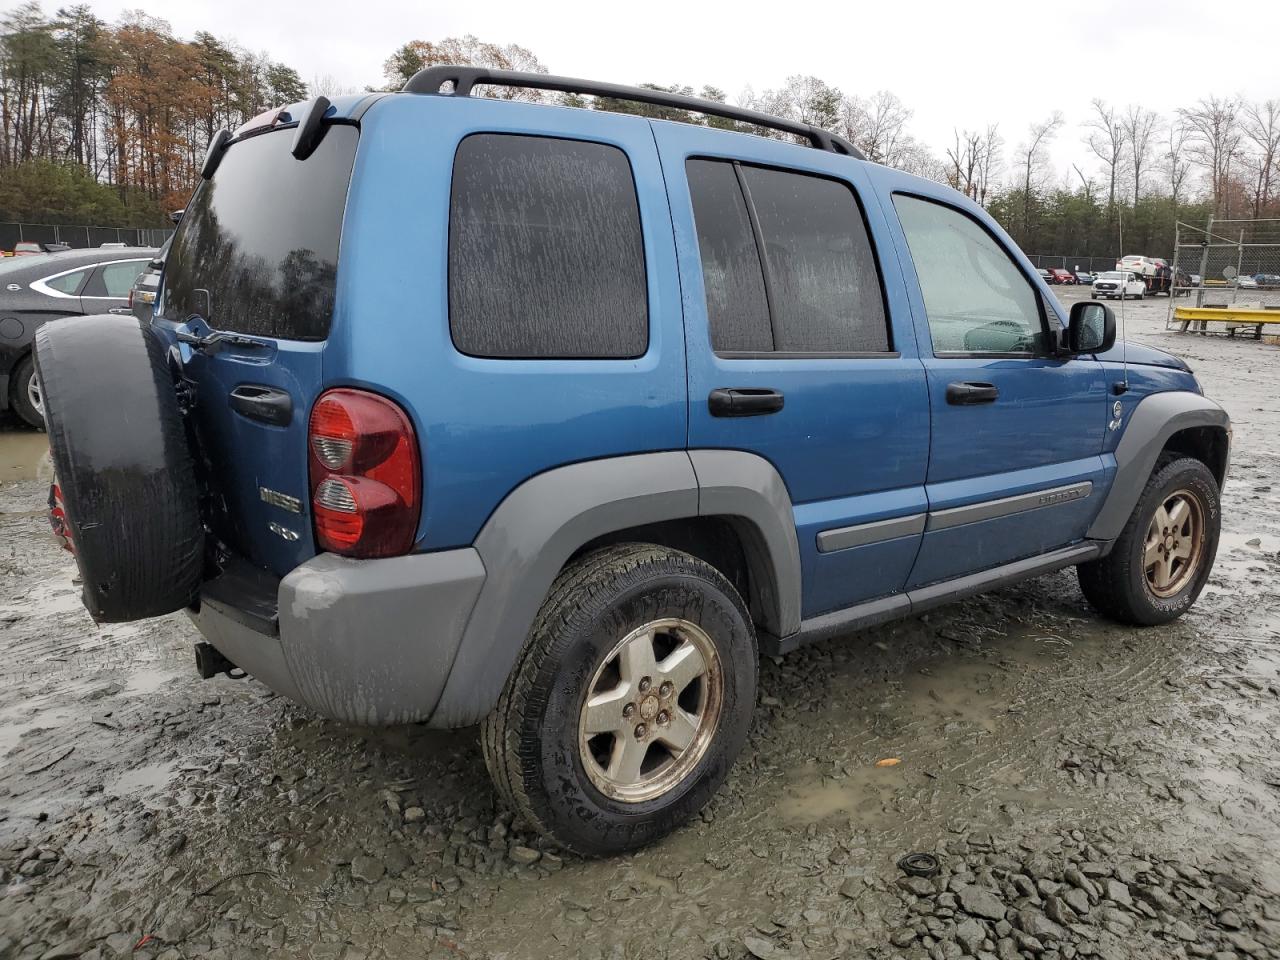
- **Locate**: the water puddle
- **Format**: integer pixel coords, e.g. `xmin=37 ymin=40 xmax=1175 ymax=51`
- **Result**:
xmin=109 ymin=760 xmax=177 ymax=797
xmin=0 ymin=432 xmax=51 ymax=484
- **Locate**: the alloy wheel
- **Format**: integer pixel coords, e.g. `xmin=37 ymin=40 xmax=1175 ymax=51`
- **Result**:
xmin=1144 ymin=489 xmax=1205 ymax=598
xmin=578 ymin=617 xmax=723 ymax=803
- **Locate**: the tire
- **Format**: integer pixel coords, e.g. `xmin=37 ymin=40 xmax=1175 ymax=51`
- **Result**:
xmin=9 ymin=352 xmax=44 ymax=429
xmin=35 ymin=314 xmax=204 ymax=622
xmin=482 ymin=543 xmax=758 ymax=856
xmin=1077 ymin=455 xmax=1220 ymax=626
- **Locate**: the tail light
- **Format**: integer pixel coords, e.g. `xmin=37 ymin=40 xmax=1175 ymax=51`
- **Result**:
xmin=308 ymin=389 xmax=420 ymax=558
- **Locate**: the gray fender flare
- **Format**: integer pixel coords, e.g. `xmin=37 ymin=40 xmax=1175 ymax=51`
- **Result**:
xmin=1087 ymin=391 xmax=1230 ymax=541
xmin=428 ymin=450 xmax=802 ymax=728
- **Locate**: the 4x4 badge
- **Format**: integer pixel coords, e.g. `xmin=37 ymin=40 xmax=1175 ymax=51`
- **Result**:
xmin=269 ymin=522 xmax=300 ymax=542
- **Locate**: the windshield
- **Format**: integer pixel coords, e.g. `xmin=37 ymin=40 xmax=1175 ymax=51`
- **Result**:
xmin=160 ymin=124 xmax=357 ymax=340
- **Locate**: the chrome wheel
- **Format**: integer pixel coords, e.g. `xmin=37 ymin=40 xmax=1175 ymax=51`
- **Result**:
xmin=1144 ymin=489 xmax=1204 ymax=598
xmin=26 ymin=370 xmax=43 ymax=417
xmin=578 ymin=617 xmax=723 ymax=803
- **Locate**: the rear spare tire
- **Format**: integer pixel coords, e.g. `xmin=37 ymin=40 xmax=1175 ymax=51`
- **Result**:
xmin=35 ymin=314 xmax=203 ymax=622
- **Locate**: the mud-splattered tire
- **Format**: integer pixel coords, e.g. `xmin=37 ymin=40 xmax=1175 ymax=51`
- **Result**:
xmin=1078 ymin=455 xmax=1220 ymax=626
xmin=35 ymin=314 xmax=204 ymax=622
xmin=9 ymin=352 xmax=44 ymax=429
xmin=481 ymin=543 xmax=757 ymax=857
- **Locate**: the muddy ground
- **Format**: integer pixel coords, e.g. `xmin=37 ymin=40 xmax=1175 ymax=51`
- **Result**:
xmin=2 ymin=293 xmax=1279 ymax=960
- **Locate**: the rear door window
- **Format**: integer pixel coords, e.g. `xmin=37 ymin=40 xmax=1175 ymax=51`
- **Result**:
xmin=449 ymin=133 xmax=648 ymax=359
xmin=160 ymin=125 xmax=358 ymax=340
xmin=82 ymin=260 xmax=146 ymax=298
xmin=43 ymin=269 xmax=89 ymax=295
xmin=686 ymin=159 xmax=890 ymax=355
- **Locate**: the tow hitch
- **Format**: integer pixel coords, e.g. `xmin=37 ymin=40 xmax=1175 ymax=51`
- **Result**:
xmin=194 ymin=642 xmax=244 ymax=680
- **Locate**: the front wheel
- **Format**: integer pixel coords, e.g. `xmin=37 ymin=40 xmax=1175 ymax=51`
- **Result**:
xmin=482 ymin=543 xmax=758 ymax=856
xmin=1078 ymin=456 xmax=1220 ymax=625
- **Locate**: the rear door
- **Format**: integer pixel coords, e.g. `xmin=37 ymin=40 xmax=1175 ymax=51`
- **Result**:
xmin=153 ymin=123 xmax=359 ymax=575
xmin=882 ymin=190 xmax=1109 ymax=588
xmin=653 ymin=123 xmax=929 ymax=619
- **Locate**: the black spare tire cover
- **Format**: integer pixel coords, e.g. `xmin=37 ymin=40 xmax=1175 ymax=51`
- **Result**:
xmin=34 ymin=314 xmax=203 ymax=622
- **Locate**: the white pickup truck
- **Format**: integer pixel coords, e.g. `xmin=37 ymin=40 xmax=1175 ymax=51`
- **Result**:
xmin=1093 ymin=270 xmax=1147 ymax=300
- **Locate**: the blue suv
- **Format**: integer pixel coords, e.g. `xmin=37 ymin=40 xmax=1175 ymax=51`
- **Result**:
xmin=36 ymin=67 xmax=1230 ymax=856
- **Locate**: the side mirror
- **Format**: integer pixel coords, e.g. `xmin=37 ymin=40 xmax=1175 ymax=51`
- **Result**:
xmin=1065 ymin=300 xmax=1116 ymax=354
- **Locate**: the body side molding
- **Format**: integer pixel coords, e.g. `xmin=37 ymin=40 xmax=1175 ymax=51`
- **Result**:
xmin=1087 ymin=391 xmax=1230 ymax=542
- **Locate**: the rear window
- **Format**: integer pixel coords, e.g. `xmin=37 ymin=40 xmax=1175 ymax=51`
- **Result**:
xmin=160 ymin=125 xmax=357 ymax=341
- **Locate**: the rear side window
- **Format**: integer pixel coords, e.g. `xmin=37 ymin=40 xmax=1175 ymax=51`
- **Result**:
xmin=686 ymin=159 xmax=890 ymax=355
xmin=83 ymin=260 xmax=146 ymax=298
xmin=160 ymin=125 xmax=357 ymax=340
xmin=44 ymin=269 xmax=88 ymax=295
xmin=449 ymin=134 xmax=648 ymax=359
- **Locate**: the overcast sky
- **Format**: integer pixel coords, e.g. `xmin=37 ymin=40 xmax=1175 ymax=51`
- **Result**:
xmin=75 ymin=0 xmax=1276 ymax=182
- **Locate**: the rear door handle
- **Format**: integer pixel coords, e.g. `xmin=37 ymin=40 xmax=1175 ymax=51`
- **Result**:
xmin=230 ymin=384 xmax=292 ymax=426
xmin=945 ymin=381 xmax=999 ymax=405
xmin=708 ymin=388 xmax=785 ymax=417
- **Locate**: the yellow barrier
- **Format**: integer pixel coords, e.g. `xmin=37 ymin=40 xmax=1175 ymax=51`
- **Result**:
xmin=1172 ymin=306 xmax=1280 ymax=339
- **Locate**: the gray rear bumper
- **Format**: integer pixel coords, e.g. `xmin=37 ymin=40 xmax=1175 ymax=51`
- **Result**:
xmin=189 ymin=549 xmax=486 ymax=725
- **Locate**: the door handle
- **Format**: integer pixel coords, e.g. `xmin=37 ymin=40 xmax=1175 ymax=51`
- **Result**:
xmin=230 ymin=384 xmax=293 ymax=426
xmin=708 ymin=388 xmax=785 ymax=417
xmin=945 ymin=381 xmax=999 ymax=405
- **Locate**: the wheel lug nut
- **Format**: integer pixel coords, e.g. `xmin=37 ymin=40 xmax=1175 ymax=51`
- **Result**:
xmin=623 ymin=703 xmax=635 ymax=719
xmin=638 ymin=677 xmax=651 ymax=693
xmin=659 ymin=681 xmax=673 ymax=697
xmin=657 ymin=711 xmax=669 ymax=725
xmin=634 ymin=724 xmax=647 ymax=739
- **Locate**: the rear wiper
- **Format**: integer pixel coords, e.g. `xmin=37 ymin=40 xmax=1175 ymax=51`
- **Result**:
xmin=176 ymin=330 xmax=271 ymax=354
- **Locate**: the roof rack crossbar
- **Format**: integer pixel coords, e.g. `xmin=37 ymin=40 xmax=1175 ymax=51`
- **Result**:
xmin=402 ymin=65 xmax=865 ymax=160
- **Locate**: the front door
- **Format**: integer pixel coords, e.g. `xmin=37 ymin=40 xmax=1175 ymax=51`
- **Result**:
xmin=653 ymin=123 xmax=930 ymax=620
xmin=883 ymin=190 xmax=1110 ymax=588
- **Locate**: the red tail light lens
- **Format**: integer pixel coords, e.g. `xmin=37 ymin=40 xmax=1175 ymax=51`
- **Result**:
xmin=308 ymin=389 xmax=420 ymax=558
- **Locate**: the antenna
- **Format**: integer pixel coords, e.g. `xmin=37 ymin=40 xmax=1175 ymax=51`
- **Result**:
xmin=1117 ymin=209 xmax=1129 ymax=394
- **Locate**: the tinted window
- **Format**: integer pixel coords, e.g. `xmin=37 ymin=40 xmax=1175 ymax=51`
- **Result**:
xmin=46 ymin=269 xmax=87 ymax=294
xmin=741 ymin=166 xmax=888 ymax=353
xmin=685 ymin=160 xmax=771 ymax=352
xmin=83 ymin=260 xmax=146 ymax=298
xmin=894 ymin=195 xmax=1044 ymax=355
xmin=449 ymin=134 xmax=647 ymax=359
xmin=160 ymin=125 xmax=357 ymax=340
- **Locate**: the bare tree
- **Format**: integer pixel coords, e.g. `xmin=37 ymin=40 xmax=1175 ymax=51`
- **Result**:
xmin=1072 ymin=163 xmax=1097 ymax=204
xmin=1122 ymin=105 xmax=1160 ymax=206
xmin=851 ymin=90 xmax=910 ymax=165
xmin=1241 ymin=99 xmax=1279 ymax=218
xmin=945 ymin=128 xmax=982 ymax=198
xmin=1162 ymin=118 xmax=1193 ymax=210
xmin=1016 ymin=112 xmax=1064 ymax=241
xmin=977 ymin=125 xmax=1002 ymax=205
xmin=1179 ymin=96 xmax=1242 ymax=217
xmin=1085 ymin=99 xmax=1127 ymax=217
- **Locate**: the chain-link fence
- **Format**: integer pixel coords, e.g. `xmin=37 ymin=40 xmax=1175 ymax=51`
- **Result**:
xmin=1025 ymin=254 xmax=1127 ymax=275
xmin=1169 ymin=218 xmax=1280 ymax=311
xmin=0 ymin=221 xmax=173 ymax=252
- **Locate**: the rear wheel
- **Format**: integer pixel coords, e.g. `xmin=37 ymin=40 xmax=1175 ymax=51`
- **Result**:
xmin=1078 ymin=456 xmax=1220 ymax=625
xmin=9 ymin=353 xmax=44 ymax=429
xmin=482 ymin=543 xmax=757 ymax=856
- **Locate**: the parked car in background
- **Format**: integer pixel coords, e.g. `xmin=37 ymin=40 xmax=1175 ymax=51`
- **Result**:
xmin=1236 ymin=275 xmax=1259 ymax=289
xmin=128 ymin=238 xmax=169 ymax=323
xmin=0 ymin=247 xmax=155 ymax=426
xmin=1093 ymin=271 xmax=1146 ymax=300
xmin=10 ymin=241 xmax=68 ymax=257
xmin=1189 ymin=274 xmax=1202 ymax=287
xmin=1074 ymin=271 xmax=1096 ymax=285
xmin=37 ymin=70 xmax=1229 ymax=857
xmin=1037 ymin=267 xmax=1054 ymax=283
xmin=1048 ymin=268 xmax=1075 ymax=284
xmin=1254 ymin=274 xmax=1280 ymax=288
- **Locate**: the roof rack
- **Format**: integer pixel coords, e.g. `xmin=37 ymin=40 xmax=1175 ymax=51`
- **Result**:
xmin=402 ymin=65 xmax=865 ymax=160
